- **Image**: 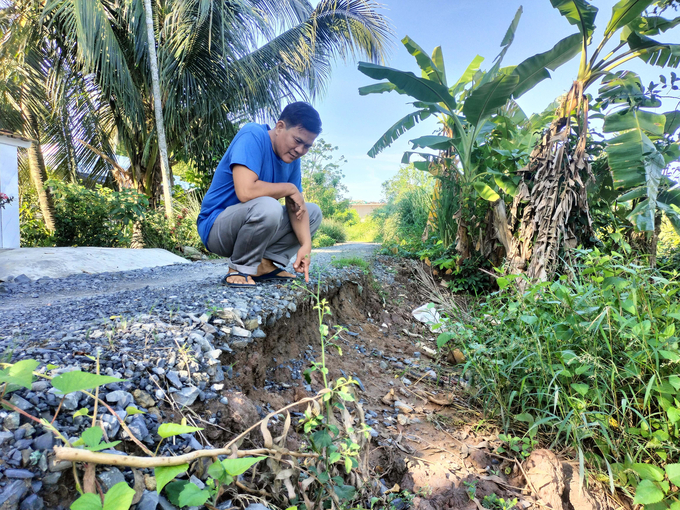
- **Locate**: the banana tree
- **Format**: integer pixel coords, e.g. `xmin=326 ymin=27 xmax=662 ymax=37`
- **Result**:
xmin=509 ymin=0 xmax=680 ymax=280
xmin=591 ymin=70 xmax=680 ymax=262
xmin=358 ymin=7 xmax=582 ymax=263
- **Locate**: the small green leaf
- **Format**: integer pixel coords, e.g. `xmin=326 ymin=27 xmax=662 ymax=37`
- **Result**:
xmin=437 ymin=332 xmax=455 ymax=348
xmin=221 ymin=456 xmax=266 ymax=477
xmin=82 ymin=427 xmax=103 ymax=448
xmin=337 ymin=392 xmax=355 ymax=402
xmin=0 ymin=360 xmax=39 ymax=390
xmin=669 ymin=375 xmax=680 ymax=391
xmin=668 ymin=407 xmax=680 ymax=423
xmin=177 ymin=483 xmax=210 ymax=508
xmin=633 ymin=479 xmax=665 ymax=505
xmin=157 ymin=424 xmax=203 ymax=439
xmin=51 ymin=372 xmax=123 ymax=395
xmin=312 ymin=430 xmax=333 ymax=448
xmin=73 ymin=408 xmax=90 ymax=418
xmin=155 ymin=464 xmax=189 ymax=494
xmin=666 ymin=464 xmax=680 ymax=486
xmin=125 ymin=406 xmax=146 ymax=416
xmin=473 ymin=181 xmax=501 ymax=202
xmin=164 ymin=481 xmax=189 ymax=506
xmin=570 ymin=383 xmax=589 ymax=396
xmin=632 ymin=463 xmax=665 ymax=481
xmin=207 ymin=460 xmax=226 ymax=480
xmin=71 ymin=493 xmax=103 ymax=510
xmin=103 ymin=481 xmax=135 ymax=510
xmin=334 ymin=484 xmax=356 ymax=501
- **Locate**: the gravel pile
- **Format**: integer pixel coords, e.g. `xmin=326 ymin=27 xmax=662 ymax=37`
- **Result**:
xmin=0 ymin=255 xmax=382 ymax=510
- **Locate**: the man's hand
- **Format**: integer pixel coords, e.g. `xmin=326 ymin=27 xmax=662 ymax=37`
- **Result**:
xmin=293 ymin=245 xmax=311 ymax=282
xmin=286 ymin=191 xmax=307 ymax=221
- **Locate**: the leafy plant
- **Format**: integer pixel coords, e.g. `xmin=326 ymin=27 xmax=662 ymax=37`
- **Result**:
xmin=48 ymin=180 xmax=148 ymax=247
xmin=318 ymin=218 xmax=348 ymax=244
xmin=496 ymin=433 xmax=536 ymax=459
xmin=482 ymin=493 xmax=518 ymax=510
xmin=445 ymin=248 xmax=680 ymax=507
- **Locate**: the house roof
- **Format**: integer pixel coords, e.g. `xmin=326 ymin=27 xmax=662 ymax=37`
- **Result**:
xmin=0 ymin=130 xmax=33 ymax=147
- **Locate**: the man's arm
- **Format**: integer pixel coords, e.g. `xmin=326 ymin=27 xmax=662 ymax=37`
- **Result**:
xmin=233 ymin=165 xmax=297 ymax=202
xmin=287 ymin=196 xmax=312 ymax=282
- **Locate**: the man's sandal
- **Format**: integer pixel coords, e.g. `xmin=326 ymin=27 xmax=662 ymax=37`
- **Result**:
xmin=252 ymin=267 xmax=296 ymax=282
xmin=222 ymin=272 xmax=256 ymax=288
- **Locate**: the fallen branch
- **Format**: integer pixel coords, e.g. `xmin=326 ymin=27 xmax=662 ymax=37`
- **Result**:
xmin=54 ymin=446 xmax=317 ymax=468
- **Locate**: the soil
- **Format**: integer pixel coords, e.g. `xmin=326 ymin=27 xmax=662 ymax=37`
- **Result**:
xmin=182 ymin=256 xmax=546 ymax=509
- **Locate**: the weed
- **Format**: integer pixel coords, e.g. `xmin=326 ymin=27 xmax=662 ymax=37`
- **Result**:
xmin=331 ymin=257 xmax=370 ymax=272
xmin=482 ymin=493 xmax=518 ymax=510
xmin=496 ymin=433 xmax=537 ymax=459
xmin=439 ymin=248 xmax=680 ymax=507
xmin=463 ymin=480 xmax=477 ymax=501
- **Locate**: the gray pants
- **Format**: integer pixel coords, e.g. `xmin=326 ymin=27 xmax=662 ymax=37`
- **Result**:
xmin=206 ymin=196 xmax=322 ymax=275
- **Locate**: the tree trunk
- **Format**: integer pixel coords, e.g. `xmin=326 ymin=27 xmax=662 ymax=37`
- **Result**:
xmin=504 ymin=83 xmax=593 ymax=281
xmin=143 ymin=0 xmax=173 ymax=220
xmin=25 ymin=111 xmax=56 ymax=232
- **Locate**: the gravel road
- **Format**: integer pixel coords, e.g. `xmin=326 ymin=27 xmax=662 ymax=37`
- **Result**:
xmin=0 ymin=242 xmax=384 ymax=509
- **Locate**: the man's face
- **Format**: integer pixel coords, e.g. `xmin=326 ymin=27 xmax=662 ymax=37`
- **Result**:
xmin=272 ymin=121 xmax=318 ymax=163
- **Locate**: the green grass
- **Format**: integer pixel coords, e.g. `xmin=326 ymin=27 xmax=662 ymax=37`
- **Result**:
xmin=346 ymin=217 xmax=381 ymax=242
xmin=317 ymin=218 xmax=347 ymax=244
xmin=331 ymin=257 xmax=370 ymax=272
xmin=436 ymin=247 xmax=680 ymax=507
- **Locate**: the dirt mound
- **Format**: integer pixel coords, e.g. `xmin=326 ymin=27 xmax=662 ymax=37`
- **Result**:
xmin=524 ymin=449 xmax=608 ymax=510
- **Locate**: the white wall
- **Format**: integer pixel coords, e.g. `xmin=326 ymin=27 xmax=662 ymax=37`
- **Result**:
xmin=0 ymin=142 xmax=20 ymax=248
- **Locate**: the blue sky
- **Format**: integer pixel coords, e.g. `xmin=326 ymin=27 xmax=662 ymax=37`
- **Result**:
xmin=308 ymin=0 xmax=680 ymax=202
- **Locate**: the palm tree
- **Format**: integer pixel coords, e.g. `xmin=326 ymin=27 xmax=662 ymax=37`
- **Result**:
xmin=143 ymin=0 xmax=173 ymax=220
xmin=1 ymin=0 xmax=123 ymax=232
xmin=33 ymin=0 xmax=391 ymax=204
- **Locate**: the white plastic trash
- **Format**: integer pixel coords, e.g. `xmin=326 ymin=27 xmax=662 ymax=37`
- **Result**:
xmin=412 ymin=304 xmax=441 ymax=332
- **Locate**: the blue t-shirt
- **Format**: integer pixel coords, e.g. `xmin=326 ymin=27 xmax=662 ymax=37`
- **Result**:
xmin=196 ymin=123 xmax=302 ymax=246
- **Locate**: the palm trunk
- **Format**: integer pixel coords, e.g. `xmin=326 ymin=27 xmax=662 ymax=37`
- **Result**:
xmin=25 ymin=111 xmax=56 ymax=232
xmin=143 ymin=0 xmax=173 ymax=220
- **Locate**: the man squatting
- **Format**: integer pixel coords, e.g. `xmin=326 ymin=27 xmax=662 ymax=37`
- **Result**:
xmin=197 ymin=102 xmax=323 ymax=287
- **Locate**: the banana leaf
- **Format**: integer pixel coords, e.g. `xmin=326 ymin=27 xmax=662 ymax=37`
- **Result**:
xmin=462 ymin=74 xmax=519 ymax=128
xmin=402 ymin=36 xmax=446 ymax=86
xmin=550 ymin=0 xmax=598 ymax=38
xmin=603 ymin=109 xmax=665 ymax=137
xmin=626 ymin=32 xmax=680 ymax=68
xmin=512 ymin=33 xmax=582 ymax=98
xmin=663 ymin=110 xmax=680 ymax=136
xmin=358 ymin=83 xmax=400 ymax=96
xmin=357 ymin=62 xmax=456 ymax=110
xmin=450 ymin=55 xmax=485 ymax=97
xmin=367 ymin=109 xmax=432 ymax=158
xmin=626 ymin=15 xmax=680 ymax=36
xmin=605 ymin=0 xmax=655 ymax=37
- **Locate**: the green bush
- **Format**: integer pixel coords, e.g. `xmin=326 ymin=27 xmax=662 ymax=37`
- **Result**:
xmin=346 ymin=216 xmax=380 ymax=242
xmin=395 ymin=187 xmax=431 ymax=238
xmin=19 ymin=189 xmax=53 ymax=247
xmin=317 ymin=218 xmax=347 ymax=244
xmin=438 ymin=248 xmax=680 ymax=505
xmin=141 ymin=187 xmax=204 ymax=253
xmin=331 ymin=207 xmax=360 ymax=226
xmin=49 ymin=180 xmax=148 ymax=247
xmin=312 ymin=233 xmax=336 ymax=248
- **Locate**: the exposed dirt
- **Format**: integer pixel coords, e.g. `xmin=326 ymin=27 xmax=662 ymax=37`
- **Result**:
xmin=179 ymin=256 xmax=571 ymax=508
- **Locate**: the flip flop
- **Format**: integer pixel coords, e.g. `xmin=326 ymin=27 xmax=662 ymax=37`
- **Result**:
xmin=252 ymin=267 xmax=296 ymax=282
xmin=222 ymin=271 xmax=256 ymax=288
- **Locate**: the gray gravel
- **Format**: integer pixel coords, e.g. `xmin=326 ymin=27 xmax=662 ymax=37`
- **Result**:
xmin=0 ymin=244 xmax=387 ymax=510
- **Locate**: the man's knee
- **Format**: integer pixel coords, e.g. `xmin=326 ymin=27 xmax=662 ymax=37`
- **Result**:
xmin=247 ymin=197 xmax=283 ymax=227
xmin=307 ymin=203 xmax=322 ymax=233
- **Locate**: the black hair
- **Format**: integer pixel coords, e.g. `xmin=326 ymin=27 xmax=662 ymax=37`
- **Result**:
xmin=278 ymin=102 xmax=322 ymax=134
